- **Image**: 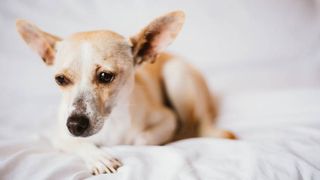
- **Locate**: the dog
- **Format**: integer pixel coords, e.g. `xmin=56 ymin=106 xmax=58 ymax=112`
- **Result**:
xmin=16 ymin=11 xmax=235 ymax=175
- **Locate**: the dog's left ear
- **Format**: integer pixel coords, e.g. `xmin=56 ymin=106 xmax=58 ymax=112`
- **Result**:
xmin=16 ymin=19 xmax=61 ymax=66
xmin=130 ymin=11 xmax=185 ymax=65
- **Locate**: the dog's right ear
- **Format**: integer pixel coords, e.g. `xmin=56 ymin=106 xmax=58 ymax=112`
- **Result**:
xmin=16 ymin=20 xmax=61 ymax=65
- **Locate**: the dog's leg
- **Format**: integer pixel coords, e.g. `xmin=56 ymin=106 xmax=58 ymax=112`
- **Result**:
xmin=52 ymin=136 xmax=122 ymax=175
xmin=162 ymin=59 xmax=236 ymax=140
xmin=133 ymin=107 xmax=177 ymax=145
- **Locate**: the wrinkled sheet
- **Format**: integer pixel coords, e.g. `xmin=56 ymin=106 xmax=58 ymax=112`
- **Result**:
xmin=1 ymin=90 xmax=320 ymax=180
xmin=1 ymin=0 xmax=320 ymax=180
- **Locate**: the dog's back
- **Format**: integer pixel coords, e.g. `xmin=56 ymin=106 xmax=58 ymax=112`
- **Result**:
xmin=133 ymin=53 xmax=236 ymax=142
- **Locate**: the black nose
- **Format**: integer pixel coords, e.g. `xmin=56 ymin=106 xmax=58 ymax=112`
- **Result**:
xmin=66 ymin=114 xmax=90 ymax=136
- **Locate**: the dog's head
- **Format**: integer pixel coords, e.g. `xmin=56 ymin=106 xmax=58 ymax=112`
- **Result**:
xmin=16 ymin=11 xmax=185 ymax=137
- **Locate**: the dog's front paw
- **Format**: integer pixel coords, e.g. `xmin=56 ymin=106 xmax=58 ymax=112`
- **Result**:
xmin=91 ymin=157 xmax=122 ymax=175
xmin=84 ymin=151 xmax=122 ymax=175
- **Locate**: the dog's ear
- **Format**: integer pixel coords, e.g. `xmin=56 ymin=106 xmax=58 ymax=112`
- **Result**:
xmin=130 ymin=11 xmax=185 ymax=65
xmin=16 ymin=19 xmax=61 ymax=66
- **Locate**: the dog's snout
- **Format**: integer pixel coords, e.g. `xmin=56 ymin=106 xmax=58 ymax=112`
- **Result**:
xmin=67 ymin=114 xmax=90 ymax=136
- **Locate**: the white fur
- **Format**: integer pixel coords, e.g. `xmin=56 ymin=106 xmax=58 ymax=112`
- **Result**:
xmin=53 ymin=40 xmax=136 ymax=174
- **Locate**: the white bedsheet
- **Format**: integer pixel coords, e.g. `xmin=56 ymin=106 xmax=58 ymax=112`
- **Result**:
xmin=1 ymin=90 xmax=320 ymax=180
xmin=1 ymin=0 xmax=320 ymax=179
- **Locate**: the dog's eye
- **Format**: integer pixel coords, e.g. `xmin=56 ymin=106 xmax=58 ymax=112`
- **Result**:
xmin=98 ymin=71 xmax=115 ymax=84
xmin=55 ymin=75 xmax=70 ymax=86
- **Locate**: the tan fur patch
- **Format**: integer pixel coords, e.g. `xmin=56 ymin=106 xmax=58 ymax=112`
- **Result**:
xmin=16 ymin=20 xmax=61 ymax=65
xmin=131 ymin=11 xmax=185 ymax=64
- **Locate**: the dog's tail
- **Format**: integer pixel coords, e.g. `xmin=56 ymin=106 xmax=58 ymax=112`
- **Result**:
xmin=198 ymin=121 xmax=237 ymax=139
xmin=162 ymin=57 xmax=236 ymax=140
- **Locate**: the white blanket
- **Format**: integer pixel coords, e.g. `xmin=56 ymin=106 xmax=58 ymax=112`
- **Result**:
xmin=1 ymin=90 xmax=320 ymax=180
xmin=1 ymin=0 xmax=320 ymax=179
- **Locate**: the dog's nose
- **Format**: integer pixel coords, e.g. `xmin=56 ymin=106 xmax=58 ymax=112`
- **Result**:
xmin=66 ymin=114 xmax=90 ymax=136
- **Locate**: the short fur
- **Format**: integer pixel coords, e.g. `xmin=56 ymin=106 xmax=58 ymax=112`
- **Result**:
xmin=16 ymin=11 xmax=235 ymax=175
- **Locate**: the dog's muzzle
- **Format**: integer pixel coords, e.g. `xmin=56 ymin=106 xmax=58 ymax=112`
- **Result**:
xmin=66 ymin=114 xmax=90 ymax=136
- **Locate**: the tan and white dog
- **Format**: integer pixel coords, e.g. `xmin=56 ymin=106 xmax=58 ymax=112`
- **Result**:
xmin=16 ymin=11 xmax=235 ymax=175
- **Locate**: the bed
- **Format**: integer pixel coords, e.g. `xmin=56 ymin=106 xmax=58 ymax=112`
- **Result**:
xmin=1 ymin=0 xmax=320 ymax=179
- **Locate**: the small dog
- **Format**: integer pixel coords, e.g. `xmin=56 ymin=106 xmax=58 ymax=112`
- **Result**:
xmin=16 ymin=11 xmax=235 ymax=175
